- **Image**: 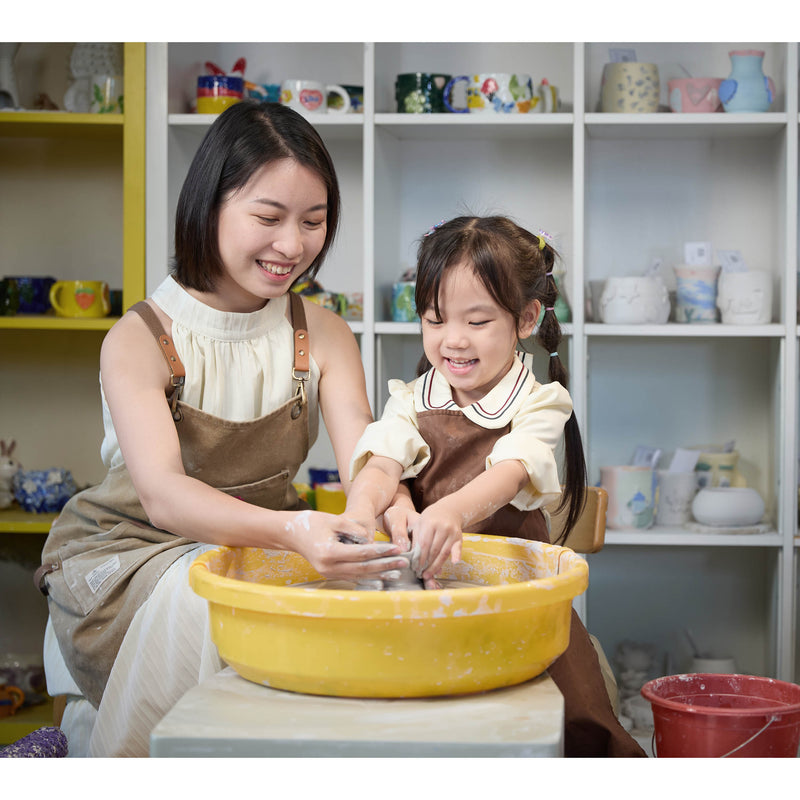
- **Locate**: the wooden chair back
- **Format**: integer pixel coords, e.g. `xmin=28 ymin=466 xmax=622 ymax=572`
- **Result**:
xmin=546 ymin=485 xmax=607 ymax=554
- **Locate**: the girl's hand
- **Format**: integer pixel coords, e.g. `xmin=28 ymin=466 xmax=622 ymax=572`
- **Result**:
xmin=407 ymin=501 xmax=463 ymax=581
xmin=286 ymin=510 xmax=405 ymax=581
xmin=382 ymin=503 xmax=420 ymax=552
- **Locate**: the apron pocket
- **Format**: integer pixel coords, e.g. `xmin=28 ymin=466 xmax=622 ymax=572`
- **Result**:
xmin=218 ymin=469 xmax=291 ymax=509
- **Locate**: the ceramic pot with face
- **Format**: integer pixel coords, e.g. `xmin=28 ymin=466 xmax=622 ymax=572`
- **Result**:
xmin=717 ymin=269 xmax=772 ymax=324
xmin=599 ymin=276 xmax=670 ymax=324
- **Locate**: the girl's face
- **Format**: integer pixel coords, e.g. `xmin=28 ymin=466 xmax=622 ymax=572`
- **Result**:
xmin=214 ymin=158 xmax=328 ymax=312
xmin=421 ymin=262 xmax=539 ymax=407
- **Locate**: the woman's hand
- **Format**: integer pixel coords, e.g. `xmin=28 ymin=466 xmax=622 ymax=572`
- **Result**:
xmin=285 ymin=510 xmax=405 ymax=581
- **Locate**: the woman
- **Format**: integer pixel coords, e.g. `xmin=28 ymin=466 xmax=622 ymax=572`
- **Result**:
xmin=37 ymin=101 xmax=403 ymax=756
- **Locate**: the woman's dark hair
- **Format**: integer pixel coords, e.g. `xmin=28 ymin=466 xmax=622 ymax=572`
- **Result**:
xmin=173 ymin=101 xmax=341 ymax=291
xmin=414 ymin=216 xmax=587 ymax=540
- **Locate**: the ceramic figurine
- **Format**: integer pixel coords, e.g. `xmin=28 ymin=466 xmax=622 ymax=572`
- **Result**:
xmin=719 ymin=50 xmax=775 ymax=113
xmin=0 ymin=440 xmax=21 ymax=509
xmin=12 ymin=467 xmax=76 ymax=513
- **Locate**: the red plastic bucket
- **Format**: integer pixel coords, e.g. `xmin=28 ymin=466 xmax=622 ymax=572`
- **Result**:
xmin=641 ymin=673 xmax=800 ymax=757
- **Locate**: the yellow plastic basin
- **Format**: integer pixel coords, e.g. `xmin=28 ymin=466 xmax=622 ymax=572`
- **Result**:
xmin=189 ymin=533 xmax=588 ymax=698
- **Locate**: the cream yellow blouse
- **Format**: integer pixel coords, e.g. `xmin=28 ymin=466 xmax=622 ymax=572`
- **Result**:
xmin=350 ymin=356 xmax=573 ymax=511
xmin=99 ymin=276 xmax=321 ymax=468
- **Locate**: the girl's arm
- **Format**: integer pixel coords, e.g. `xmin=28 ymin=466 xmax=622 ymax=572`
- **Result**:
xmin=100 ymin=305 xmax=403 ymax=580
xmin=410 ymin=459 xmax=530 ymax=580
xmin=343 ymin=455 xmax=404 ymax=537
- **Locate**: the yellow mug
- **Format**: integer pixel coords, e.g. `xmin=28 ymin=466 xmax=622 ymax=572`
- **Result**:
xmin=49 ymin=280 xmax=110 ymax=318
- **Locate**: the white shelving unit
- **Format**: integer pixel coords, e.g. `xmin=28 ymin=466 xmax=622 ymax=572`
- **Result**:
xmin=145 ymin=42 xmax=800 ymax=684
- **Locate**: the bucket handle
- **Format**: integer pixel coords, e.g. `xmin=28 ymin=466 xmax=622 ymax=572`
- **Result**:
xmin=652 ymin=714 xmax=778 ymax=758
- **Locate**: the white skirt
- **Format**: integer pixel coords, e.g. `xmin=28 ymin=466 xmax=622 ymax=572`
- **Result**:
xmin=44 ymin=544 xmax=223 ymax=757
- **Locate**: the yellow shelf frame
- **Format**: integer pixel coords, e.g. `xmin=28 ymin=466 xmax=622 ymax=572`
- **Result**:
xmin=0 ymin=698 xmax=56 ymax=746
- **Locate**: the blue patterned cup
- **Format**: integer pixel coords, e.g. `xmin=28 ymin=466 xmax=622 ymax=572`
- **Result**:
xmin=674 ymin=265 xmax=720 ymax=323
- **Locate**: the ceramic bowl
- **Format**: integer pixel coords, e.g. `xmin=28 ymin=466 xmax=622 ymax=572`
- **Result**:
xmin=668 ymin=78 xmax=723 ymax=113
xmin=691 ymin=487 xmax=765 ymax=527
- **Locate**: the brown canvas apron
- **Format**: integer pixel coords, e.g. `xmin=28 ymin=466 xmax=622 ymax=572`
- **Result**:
xmin=411 ymin=408 xmax=646 ymax=757
xmin=36 ymin=293 xmax=312 ymax=709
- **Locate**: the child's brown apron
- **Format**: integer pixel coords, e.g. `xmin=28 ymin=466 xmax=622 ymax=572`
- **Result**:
xmin=410 ymin=408 xmax=646 ymax=757
xmin=36 ymin=294 xmax=311 ymax=709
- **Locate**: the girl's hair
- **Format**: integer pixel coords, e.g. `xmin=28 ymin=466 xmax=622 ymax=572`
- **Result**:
xmin=173 ymin=101 xmax=341 ymax=292
xmin=414 ymin=215 xmax=587 ymax=541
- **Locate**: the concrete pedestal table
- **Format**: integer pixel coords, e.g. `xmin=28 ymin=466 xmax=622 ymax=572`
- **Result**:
xmin=150 ymin=666 xmax=564 ymax=757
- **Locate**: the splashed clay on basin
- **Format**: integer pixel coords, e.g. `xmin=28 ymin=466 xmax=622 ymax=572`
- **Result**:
xmin=189 ymin=533 xmax=588 ymax=698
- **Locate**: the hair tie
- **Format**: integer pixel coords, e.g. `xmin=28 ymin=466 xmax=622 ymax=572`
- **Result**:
xmin=545 ymin=270 xmax=553 ymax=277
xmin=549 ymin=351 xmax=558 ymax=358
xmin=424 ymin=220 xmax=445 ymax=237
xmin=536 ymin=228 xmax=553 ymax=251
xmin=545 ymin=306 xmax=555 ymax=312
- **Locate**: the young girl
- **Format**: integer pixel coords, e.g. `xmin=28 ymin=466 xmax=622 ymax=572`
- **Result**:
xmin=345 ymin=215 xmax=646 ymax=757
xmin=37 ymin=101 xmax=405 ymax=757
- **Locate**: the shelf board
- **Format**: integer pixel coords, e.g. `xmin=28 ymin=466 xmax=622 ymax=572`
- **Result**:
xmin=169 ymin=112 xmax=364 ymax=141
xmin=586 ymin=322 xmax=785 ymax=338
xmin=375 ymin=112 xmax=574 ymax=141
xmin=605 ymin=528 xmax=784 ymax=547
xmin=0 ymin=698 xmax=55 ymax=746
xmin=584 ymin=112 xmax=788 ymax=140
xmin=0 ymin=508 xmax=57 ymax=534
xmin=0 ymin=315 xmax=118 ymax=331
xmin=0 ymin=111 xmax=124 ymax=139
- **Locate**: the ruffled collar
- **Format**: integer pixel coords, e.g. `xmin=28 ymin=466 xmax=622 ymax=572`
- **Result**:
xmin=150 ymin=275 xmax=288 ymax=342
xmin=413 ymin=355 xmax=534 ymax=429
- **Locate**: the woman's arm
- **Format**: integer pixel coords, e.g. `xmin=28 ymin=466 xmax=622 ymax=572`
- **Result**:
xmin=306 ymin=301 xmax=374 ymax=494
xmin=100 ymin=305 xmax=403 ymax=580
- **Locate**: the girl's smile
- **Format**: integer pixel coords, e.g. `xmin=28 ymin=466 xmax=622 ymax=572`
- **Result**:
xmin=421 ymin=262 xmax=538 ymax=407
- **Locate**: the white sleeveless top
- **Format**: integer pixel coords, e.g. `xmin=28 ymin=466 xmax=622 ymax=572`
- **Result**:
xmin=99 ymin=275 xmax=321 ymax=468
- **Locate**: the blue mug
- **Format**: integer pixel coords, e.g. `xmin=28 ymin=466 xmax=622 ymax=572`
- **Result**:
xmin=7 ymin=276 xmax=56 ymax=314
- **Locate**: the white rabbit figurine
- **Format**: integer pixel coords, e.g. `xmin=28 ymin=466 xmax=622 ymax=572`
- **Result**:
xmin=0 ymin=439 xmax=21 ymax=509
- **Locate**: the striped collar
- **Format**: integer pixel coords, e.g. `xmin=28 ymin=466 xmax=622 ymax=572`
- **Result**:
xmin=413 ymin=355 xmax=534 ymax=429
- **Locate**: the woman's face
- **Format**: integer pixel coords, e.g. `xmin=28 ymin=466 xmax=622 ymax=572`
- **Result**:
xmin=420 ymin=262 xmax=538 ymax=407
xmin=214 ymin=158 xmax=328 ymax=312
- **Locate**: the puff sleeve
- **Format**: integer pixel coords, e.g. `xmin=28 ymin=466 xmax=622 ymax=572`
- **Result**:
xmin=349 ymin=379 xmax=431 ymax=481
xmin=486 ymin=380 xmax=573 ymax=510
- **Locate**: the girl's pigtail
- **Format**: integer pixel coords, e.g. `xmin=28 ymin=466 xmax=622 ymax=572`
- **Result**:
xmin=535 ymin=245 xmax=587 ymax=542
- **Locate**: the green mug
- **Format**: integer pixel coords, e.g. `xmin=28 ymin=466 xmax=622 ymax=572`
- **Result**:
xmin=395 ymin=73 xmax=451 ymax=113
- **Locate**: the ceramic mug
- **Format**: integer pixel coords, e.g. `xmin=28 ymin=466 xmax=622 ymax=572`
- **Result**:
xmin=0 ymin=684 xmax=25 ymax=719
xmin=391 ymin=282 xmax=417 ymax=322
xmin=331 ymin=85 xmax=363 ymax=113
xmin=0 ymin=277 xmax=20 ymax=316
xmin=655 ymin=470 xmax=698 ymax=526
xmin=694 ymin=449 xmax=746 ymax=489
xmin=717 ymin=269 xmax=772 ymax=324
xmin=395 ymin=73 xmax=450 ymax=113
xmin=280 ymin=80 xmax=350 ymax=114
xmin=49 ymin=280 xmax=110 ymax=318
xmin=6 ymin=275 xmax=55 ymax=314
xmin=668 ymin=78 xmax=723 ymax=113
xmin=600 ymin=465 xmax=655 ymax=530
xmin=444 ymin=73 xmax=534 ymax=114
xmin=90 ymin=74 xmax=124 ymax=113
xmin=674 ymin=265 xmax=720 ymax=323
xmin=197 ymin=75 xmax=243 ymax=114
xmin=600 ymin=62 xmax=659 ymax=113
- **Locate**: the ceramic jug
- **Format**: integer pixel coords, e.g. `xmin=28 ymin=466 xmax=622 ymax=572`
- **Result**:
xmin=719 ymin=50 xmax=775 ymax=113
